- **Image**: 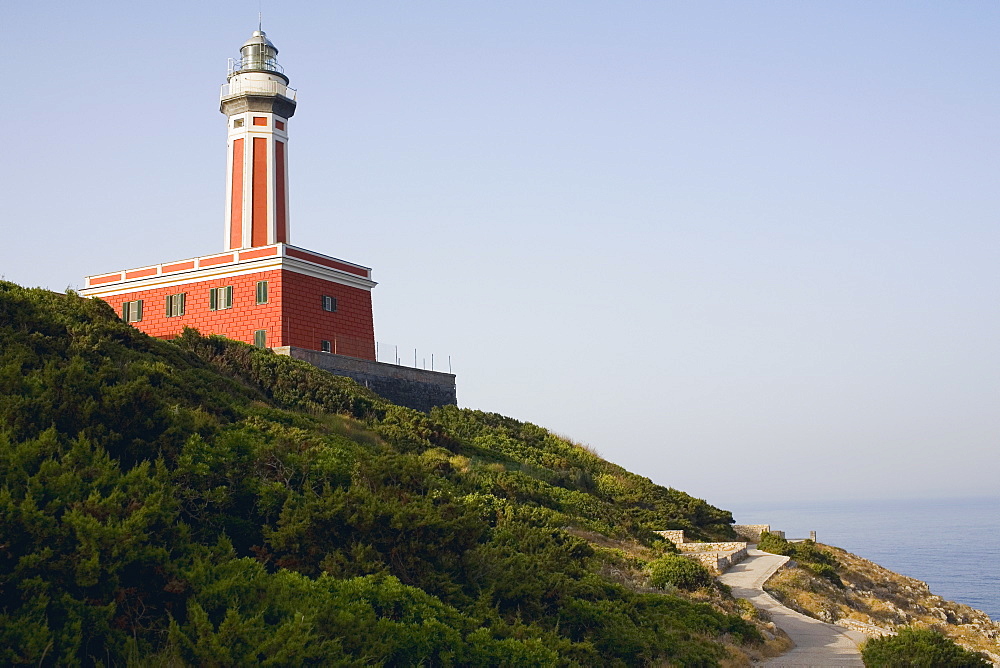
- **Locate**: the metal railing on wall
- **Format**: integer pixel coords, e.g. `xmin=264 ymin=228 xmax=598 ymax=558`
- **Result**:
xmin=376 ymin=342 xmax=452 ymax=374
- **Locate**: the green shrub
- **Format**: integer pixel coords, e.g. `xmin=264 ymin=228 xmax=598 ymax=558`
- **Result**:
xmin=790 ymin=540 xmax=836 ymax=566
xmin=647 ymin=554 xmax=713 ymax=591
xmin=759 ymin=533 xmax=842 ymax=586
xmin=806 ymin=562 xmax=843 ymax=588
xmin=734 ymin=598 xmax=760 ymax=620
xmin=757 ymin=531 xmax=790 ymax=555
xmin=861 ymin=627 xmax=990 ymax=667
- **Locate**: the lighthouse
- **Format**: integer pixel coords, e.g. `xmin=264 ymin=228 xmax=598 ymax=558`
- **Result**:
xmin=79 ymin=28 xmax=457 ymax=411
xmin=222 ymin=31 xmax=295 ymax=250
xmin=81 ymin=29 xmax=378 ymax=359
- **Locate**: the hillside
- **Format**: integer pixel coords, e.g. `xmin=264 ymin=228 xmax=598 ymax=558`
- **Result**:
xmin=0 ymin=282 xmax=779 ymax=666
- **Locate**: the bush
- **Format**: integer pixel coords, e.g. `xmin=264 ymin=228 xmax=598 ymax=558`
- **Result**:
xmin=647 ymin=554 xmax=713 ymax=591
xmin=790 ymin=540 xmax=836 ymax=566
xmin=861 ymin=627 xmax=990 ymax=667
xmin=757 ymin=531 xmax=790 ymax=555
xmin=734 ymin=598 xmax=765 ymax=621
xmin=758 ymin=533 xmax=842 ymax=586
xmin=806 ymin=562 xmax=843 ymax=588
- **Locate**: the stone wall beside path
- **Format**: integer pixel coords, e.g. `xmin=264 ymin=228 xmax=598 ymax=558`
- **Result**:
xmin=733 ymin=524 xmax=785 ymax=542
xmin=686 ymin=546 xmax=749 ymax=575
xmin=653 ymin=530 xmax=749 ymax=575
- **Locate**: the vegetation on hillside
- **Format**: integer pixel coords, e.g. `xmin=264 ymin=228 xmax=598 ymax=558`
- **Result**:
xmin=757 ymin=532 xmax=842 ymax=587
xmin=0 ymin=282 xmax=768 ymax=666
xmin=647 ymin=554 xmax=714 ymax=591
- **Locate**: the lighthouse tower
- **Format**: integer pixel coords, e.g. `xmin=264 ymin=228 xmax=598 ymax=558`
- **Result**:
xmin=80 ymin=28 xmax=457 ymax=411
xmin=222 ymin=31 xmax=295 ymax=250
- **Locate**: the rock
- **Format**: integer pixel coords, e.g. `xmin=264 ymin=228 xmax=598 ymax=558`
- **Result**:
xmin=817 ymin=608 xmax=838 ymax=623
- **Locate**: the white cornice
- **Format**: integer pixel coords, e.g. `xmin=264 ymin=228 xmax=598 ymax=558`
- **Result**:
xmin=80 ymin=255 xmax=376 ymax=299
xmin=280 ymin=256 xmax=377 ymax=290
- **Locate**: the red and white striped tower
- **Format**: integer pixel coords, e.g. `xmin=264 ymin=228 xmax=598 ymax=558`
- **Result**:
xmin=221 ymin=30 xmax=296 ymax=250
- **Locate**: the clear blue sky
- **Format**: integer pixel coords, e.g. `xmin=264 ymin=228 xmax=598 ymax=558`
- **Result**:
xmin=4 ymin=2 xmax=998 ymax=510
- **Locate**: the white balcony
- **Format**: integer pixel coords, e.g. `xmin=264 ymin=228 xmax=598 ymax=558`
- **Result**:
xmin=220 ymin=79 xmax=297 ymax=101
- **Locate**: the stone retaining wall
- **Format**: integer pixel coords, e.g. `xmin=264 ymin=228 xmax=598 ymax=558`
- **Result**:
xmin=677 ymin=541 xmax=746 ymax=553
xmin=687 ymin=546 xmax=749 ymax=575
xmin=836 ymin=619 xmax=895 ymax=638
xmin=655 ymin=530 xmax=686 ymax=544
xmin=733 ymin=525 xmax=785 ymax=541
xmin=273 ymin=346 xmax=457 ymax=412
xmin=721 ymin=546 xmax=748 ymax=572
xmin=654 ymin=530 xmax=749 ymax=574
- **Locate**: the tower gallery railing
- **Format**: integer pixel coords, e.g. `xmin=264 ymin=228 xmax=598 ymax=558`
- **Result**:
xmin=228 ymin=56 xmax=285 ymax=76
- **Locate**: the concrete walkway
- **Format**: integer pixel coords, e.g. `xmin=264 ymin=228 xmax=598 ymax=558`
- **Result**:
xmin=719 ymin=549 xmax=866 ymax=667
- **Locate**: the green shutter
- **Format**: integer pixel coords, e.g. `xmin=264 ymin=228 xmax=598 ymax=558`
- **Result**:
xmin=135 ymin=300 xmax=143 ymax=321
xmin=209 ymin=288 xmax=218 ymax=311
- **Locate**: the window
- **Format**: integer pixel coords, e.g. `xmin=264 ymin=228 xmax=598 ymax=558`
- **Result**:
xmin=166 ymin=293 xmax=186 ymax=317
xmin=254 ymin=330 xmax=267 ymax=348
xmin=275 ymin=120 xmax=285 ymax=131
xmin=233 ymin=118 xmax=245 ymax=128
xmin=320 ymin=340 xmax=331 ymax=353
xmin=122 ymin=300 xmax=143 ymax=322
xmin=256 ymin=280 xmax=268 ymax=305
xmin=209 ymin=286 xmax=233 ymax=311
xmin=253 ymin=116 xmax=267 ymax=126
xmin=321 ymin=295 xmax=337 ymax=312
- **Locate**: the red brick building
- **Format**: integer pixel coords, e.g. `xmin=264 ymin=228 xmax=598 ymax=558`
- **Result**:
xmin=81 ymin=245 xmax=376 ymax=360
xmin=81 ymin=30 xmax=377 ymax=362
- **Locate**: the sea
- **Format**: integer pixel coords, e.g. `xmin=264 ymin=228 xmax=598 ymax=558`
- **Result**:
xmin=728 ymin=496 xmax=1000 ymax=621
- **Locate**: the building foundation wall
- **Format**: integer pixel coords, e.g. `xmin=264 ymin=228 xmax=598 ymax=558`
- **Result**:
xmin=274 ymin=346 xmax=456 ymax=413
